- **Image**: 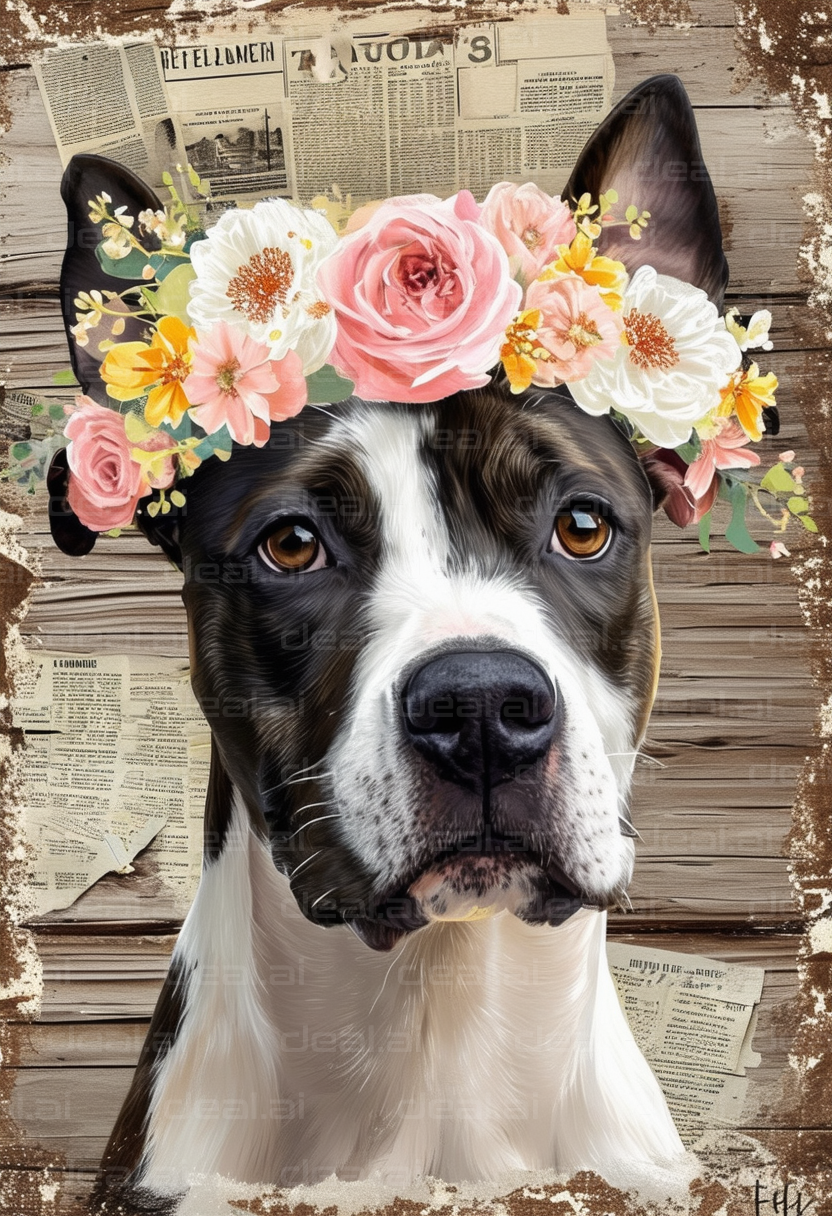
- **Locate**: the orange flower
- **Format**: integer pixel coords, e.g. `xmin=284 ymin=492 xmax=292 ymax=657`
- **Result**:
xmin=500 ymin=310 xmax=543 ymax=394
xmin=716 ymin=362 xmax=778 ymax=442
xmin=101 ymin=315 xmax=196 ymax=428
xmin=539 ymin=232 xmax=628 ymax=310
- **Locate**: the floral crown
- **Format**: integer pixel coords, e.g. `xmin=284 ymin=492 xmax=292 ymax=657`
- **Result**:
xmin=8 ymin=167 xmax=812 ymax=557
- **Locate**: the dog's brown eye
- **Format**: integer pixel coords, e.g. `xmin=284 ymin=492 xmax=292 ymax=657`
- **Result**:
xmin=551 ymin=506 xmax=612 ymax=560
xmin=260 ymin=523 xmax=327 ymax=573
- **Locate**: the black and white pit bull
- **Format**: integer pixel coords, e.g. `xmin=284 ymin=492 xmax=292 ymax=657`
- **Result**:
xmin=48 ymin=75 xmax=728 ymax=1213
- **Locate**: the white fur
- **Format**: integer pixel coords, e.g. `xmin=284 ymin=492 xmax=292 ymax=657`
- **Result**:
xmin=140 ymin=794 xmax=685 ymax=1200
xmin=322 ymin=409 xmax=636 ymax=904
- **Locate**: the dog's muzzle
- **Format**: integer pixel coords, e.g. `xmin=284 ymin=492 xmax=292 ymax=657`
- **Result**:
xmin=401 ymin=649 xmax=559 ymax=793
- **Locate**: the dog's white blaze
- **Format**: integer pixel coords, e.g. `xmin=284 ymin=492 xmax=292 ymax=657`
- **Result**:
xmin=141 ymin=796 xmax=685 ymax=1200
xmin=322 ymin=408 xmax=637 ymax=900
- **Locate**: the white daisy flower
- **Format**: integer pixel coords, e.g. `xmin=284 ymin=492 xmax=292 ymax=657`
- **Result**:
xmin=568 ymin=266 xmax=742 ymax=448
xmin=187 ymin=198 xmax=338 ymax=374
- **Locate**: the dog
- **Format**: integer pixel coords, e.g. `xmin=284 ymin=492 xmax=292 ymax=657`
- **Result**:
xmin=47 ymin=74 xmax=728 ymax=1213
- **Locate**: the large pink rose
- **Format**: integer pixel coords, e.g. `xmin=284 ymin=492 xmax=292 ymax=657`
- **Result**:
xmin=480 ymin=182 xmax=577 ymax=288
xmin=317 ymin=192 xmax=522 ymax=403
xmin=64 ymin=396 xmax=146 ymax=531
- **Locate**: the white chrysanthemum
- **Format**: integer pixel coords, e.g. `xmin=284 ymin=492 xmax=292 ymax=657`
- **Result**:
xmin=568 ymin=266 xmax=742 ymax=448
xmin=188 ymin=199 xmax=338 ymax=374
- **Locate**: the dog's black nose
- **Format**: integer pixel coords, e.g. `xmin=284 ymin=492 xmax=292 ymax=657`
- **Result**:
xmin=402 ymin=650 xmax=558 ymax=789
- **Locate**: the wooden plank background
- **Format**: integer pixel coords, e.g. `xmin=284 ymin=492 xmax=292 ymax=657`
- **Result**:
xmin=1 ymin=1 xmax=828 ymax=1211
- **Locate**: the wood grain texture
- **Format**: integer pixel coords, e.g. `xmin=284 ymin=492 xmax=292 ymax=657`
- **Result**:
xmin=0 ymin=0 xmax=824 ymax=1206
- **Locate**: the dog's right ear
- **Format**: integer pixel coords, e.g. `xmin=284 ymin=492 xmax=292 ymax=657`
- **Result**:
xmin=563 ymin=75 xmax=728 ymax=308
xmin=60 ymin=154 xmax=165 ymax=402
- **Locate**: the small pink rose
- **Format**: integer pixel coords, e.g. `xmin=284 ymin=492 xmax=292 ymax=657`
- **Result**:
xmin=480 ymin=182 xmax=576 ymax=288
xmin=317 ymin=192 xmax=522 ymax=403
xmin=64 ymin=395 xmax=146 ymax=531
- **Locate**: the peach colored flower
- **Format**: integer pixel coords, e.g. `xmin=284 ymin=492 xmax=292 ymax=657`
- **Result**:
xmin=684 ymin=418 xmax=760 ymax=501
xmin=501 ymin=277 xmax=622 ymax=392
xmin=64 ymin=395 xmax=147 ymax=531
xmin=317 ymin=191 xmax=522 ymax=403
xmin=480 ymin=182 xmax=577 ymax=288
xmin=184 ymin=321 xmax=307 ymax=447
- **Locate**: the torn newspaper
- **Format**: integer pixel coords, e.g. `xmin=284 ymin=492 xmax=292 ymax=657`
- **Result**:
xmin=607 ymin=942 xmax=764 ymax=1143
xmin=13 ymin=651 xmax=209 ymax=916
xmin=35 ymin=7 xmax=614 ymax=203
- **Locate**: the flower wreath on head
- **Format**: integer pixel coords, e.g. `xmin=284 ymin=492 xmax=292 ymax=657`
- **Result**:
xmin=7 ymin=164 xmax=812 ymax=558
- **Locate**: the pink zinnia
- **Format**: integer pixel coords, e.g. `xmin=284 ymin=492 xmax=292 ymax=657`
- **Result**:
xmin=684 ymin=419 xmax=760 ymax=501
xmin=523 ymin=276 xmax=623 ymax=385
xmin=185 ymin=322 xmax=307 ymax=447
xmin=480 ymin=182 xmax=577 ymax=288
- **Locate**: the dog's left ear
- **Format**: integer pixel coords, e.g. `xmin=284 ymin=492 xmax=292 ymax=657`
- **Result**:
xmin=563 ymin=75 xmax=728 ymax=307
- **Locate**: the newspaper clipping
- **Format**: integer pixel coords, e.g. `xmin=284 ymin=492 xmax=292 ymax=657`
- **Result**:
xmin=35 ymin=8 xmax=614 ymax=204
xmin=607 ymin=942 xmax=764 ymax=1144
xmin=13 ymin=651 xmax=209 ymax=915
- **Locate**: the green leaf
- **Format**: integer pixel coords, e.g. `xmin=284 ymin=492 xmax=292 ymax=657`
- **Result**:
xmin=192 ymin=437 xmax=216 ymax=460
xmin=153 ymin=263 xmax=196 ymax=324
xmin=698 ymin=511 xmax=712 ymax=554
xmin=675 ymin=437 xmax=702 ymax=464
xmin=162 ymin=170 xmax=174 ymax=187
xmin=10 ymin=442 xmax=31 ymax=461
xmin=760 ymin=462 xmax=797 ymax=496
xmin=305 ymin=365 xmax=355 ymax=405
xmin=801 ymin=515 xmax=819 ymax=533
xmin=209 ymin=425 xmax=233 ymax=452
xmin=723 ymin=481 xmax=760 ymax=554
xmin=96 ymin=243 xmax=154 ymax=280
xmin=95 ymin=243 xmax=182 ymax=283
xmin=30 ymin=402 xmax=45 ymax=417
xmin=161 ymin=414 xmax=192 ymax=442
xmin=625 ymin=204 xmax=638 ymax=223
xmin=787 ymin=496 xmax=810 ymax=515
xmin=48 ymin=402 xmax=65 ymax=421
xmin=52 ymin=368 xmax=79 ymax=386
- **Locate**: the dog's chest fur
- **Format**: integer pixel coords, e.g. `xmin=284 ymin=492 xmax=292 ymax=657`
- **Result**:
xmin=139 ymin=798 xmax=683 ymax=1197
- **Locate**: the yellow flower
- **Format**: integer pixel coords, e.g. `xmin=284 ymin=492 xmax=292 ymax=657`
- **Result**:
xmin=539 ymin=232 xmax=628 ymax=310
xmin=101 ymin=315 xmax=196 ymax=428
xmin=500 ymin=310 xmax=543 ymax=394
xmin=716 ymin=362 xmax=778 ymax=442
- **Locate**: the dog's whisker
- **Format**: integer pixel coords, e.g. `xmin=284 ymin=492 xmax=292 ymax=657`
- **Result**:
xmin=260 ymin=762 xmax=333 ymax=796
xmin=284 ymin=813 xmax=340 ymax=843
xmin=288 ymin=850 xmax=322 ymax=879
xmin=283 ymin=772 xmax=334 ymax=788
xmin=618 ymin=816 xmax=642 ymax=841
xmin=310 ymin=887 xmax=337 ymax=909
xmin=367 ymin=949 xmax=406 ymax=1021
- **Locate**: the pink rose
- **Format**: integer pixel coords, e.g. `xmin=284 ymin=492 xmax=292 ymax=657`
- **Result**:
xmin=480 ymin=182 xmax=577 ymax=288
xmin=64 ymin=395 xmax=146 ymax=531
xmin=523 ymin=276 xmax=623 ymax=385
xmin=317 ymin=192 xmax=522 ymax=403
